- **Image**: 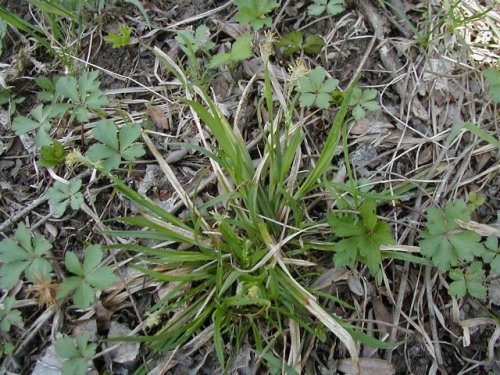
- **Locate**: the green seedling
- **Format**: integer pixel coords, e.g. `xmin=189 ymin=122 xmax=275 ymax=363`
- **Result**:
xmin=328 ymin=199 xmax=395 ymax=276
xmin=482 ymin=236 xmax=500 ymax=274
xmin=55 ymin=71 xmax=108 ymax=123
xmin=45 ymin=178 xmax=84 ymax=218
xmin=0 ymin=88 xmax=9 ymax=106
xmin=208 ymin=34 xmax=254 ymax=69
xmin=12 ymin=103 xmax=70 ymax=147
xmin=419 ymin=200 xmax=485 ymax=272
xmin=448 ymin=261 xmax=487 ymax=299
xmin=0 ymin=224 xmax=53 ymax=288
xmin=35 ymin=76 xmax=59 ymax=102
xmin=233 ymin=0 xmax=279 ymax=31
xmin=0 ymin=342 xmax=15 ymax=357
xmin=307 ymin=0 xmax=344 ymax=16
xmin=0 ymin=297 xmax=22 ymax=332
xmin=54 ymin=332 xmax=97 ymax=375
xmin=175 ymin=25 xmax=215 ymax=57
xmin=56 ymin=245 xmax=117 ymax=309
xmin=175 ymin=25 xmax=215 ymax=83
xmin=104 ymin=24 xmax=133 ymax=48
xmin=0 ymin=18 xmax=6 ymax=56
xmin=275 ymin=31 xmax=325 ymax=58
xmin=483 ymin=68 xmax=500 ymax=103
xmin=86 ymin=120 xmax=145 ymax=171
xmin=297 ymin=66 xmax=339 ymax=109
xmin=39 ymin=140 xmax=67 ymax=168
xmin=0 ymin=88 xmax=24 ymax=114
xmin=349 ymin=88 xmax=380 ymax=119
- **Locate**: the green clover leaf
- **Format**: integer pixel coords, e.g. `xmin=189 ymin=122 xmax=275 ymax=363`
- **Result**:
xmin=55 ymin=71 xmax=108 ymax=123
xmin=419 ymin=200 xmax=485 ymax=272
xmin=0 ymin=224 xmax=53 ymax=288
xmin=86 ymin=120 xmax=145 ymax=171
xmin=349 ymin=88 xmax=380 ymax=119
xmin=56 ymin=245 xmax=118 ymax=309
xmin=45 ymin=178 xmax=84 ymax=218
xmin=0 ymin=297 xmax=23 ymax=332
xmin=12 ymin=103 xmax=70 ymax=147
xmin=55 ymin=332 xmax=97 ymax=375
xmin=297 ymin=67 xmax=338 ymax=109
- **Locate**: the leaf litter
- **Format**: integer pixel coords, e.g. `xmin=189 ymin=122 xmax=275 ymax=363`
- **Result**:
xmin=0 ymin=0 xmax=499 ymax=374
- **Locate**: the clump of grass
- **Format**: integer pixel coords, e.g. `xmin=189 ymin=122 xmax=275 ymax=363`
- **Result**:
xmin=64 ymin=34 xmax=401 ymax=371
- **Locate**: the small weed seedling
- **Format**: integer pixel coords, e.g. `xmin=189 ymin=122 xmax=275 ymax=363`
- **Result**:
xmin=55 ymin=71 xmax=108 ymax=123
xmin=208 ymin=34 xmax=254 ymax=69
xmin=103 ymin=24 xmax=133 ymax=48
xmin=419 ymin=199 xmax=484 ymax=272
xmin=175 ymin=25 xmax=215 ymax=58
xmin=307 ymin=0 xmax=344 ymax=16
xmin=349 ymin=88 xmax=380 ymax=119
xmin=86 ymin=120 xmax=145 ymax=171
xmin=0 ymin=224 xmax=53 ymax=288
xmin=328 ymin=199 xmax=395 ymax=276
xmin=448 ymin=261 xmax=487 ymax=300
xmin=0 ymin=18 xmax=6 ymax=56
xmin=233 ymin=0 xmax=279 ymax=30
xmin=12 ymin=103 xmax=70 ymax=147
xmin=482 ymin=236 xmax=500 ymax=274
xmin=297 ymin=66 xmax=339 ymax=109
xmin=56 ymin=245 xmax=117 ymax=309
xmin=175 ymin=25 xmax=215 ymax=82
xmin=483 ymin=68 xmax=500 ymax=103
xmin=0 ymin=297 xmax=22 ymax=333
xmin=275 ymin=31 xmax=325 ymax=58
xmin=54 ymin=332 xmax=97 ymax=375
xmin=45 ymin=178 xmax=84 ymax=218
xmin=12 ymin=71 xmax=108 ymax=148
xmin=39 ymin=140 xmax=67 ymax=168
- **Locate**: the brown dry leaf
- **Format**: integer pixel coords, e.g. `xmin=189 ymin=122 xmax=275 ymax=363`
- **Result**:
xmin=312 ymin=268 xmax=350 ymax=289
xmin=455 ymin=219 xmax=500 ymax=237
xmin=215 ymin=21 xmax=252 ymax=39
xmin=148 ymin=106 xmax=170 ymax=130
xmin=338 ymin=358 xmax=395 ymax=375
xmin=372 ymin=297 xmax=393 ymax=337
xmin=107 ymin=322 xmax=141 ymax=364
xmin=350 ymin=118 xmax=394 ymax=136
xmin=285 ymin=1 xmax=306 ymax=16
xmin=418 ymin=144 xmax=434 ymax=164
xmin=347 ymin=274 xmax=364 ymax=296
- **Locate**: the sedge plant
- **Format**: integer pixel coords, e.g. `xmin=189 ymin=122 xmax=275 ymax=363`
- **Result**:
xmin=67 ymin=35 xmax=399 ymax=373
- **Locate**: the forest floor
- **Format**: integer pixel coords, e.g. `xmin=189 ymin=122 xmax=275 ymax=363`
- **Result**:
xmin=0 ymin=0 xmax=499 ymax=374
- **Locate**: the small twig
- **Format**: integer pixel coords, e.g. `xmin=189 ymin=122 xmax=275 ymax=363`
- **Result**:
xmin=0 ymin=195 xmax=48 ymax=234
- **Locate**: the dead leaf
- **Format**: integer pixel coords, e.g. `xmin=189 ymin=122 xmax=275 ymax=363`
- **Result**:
xmin=338 ymin=358 xmax=395 ymax=375
xmin=95 ymin=300 xmax=113 ymax=334
xmin=312 ymin=268 xmax=350 ymax=289
xmin=107 ymin=322 xmax=141 ymax=364
xmin=148 ymin=106 xmax=170 ymax=130
xmin=372 ymin=297 xmax=393 ymax=337
xmin=456 ymin=219 xmax=500 ymax=237
xmin=347 ymin=275 xmax=364 ymax=296
xmin=350 ymin=118 xmax=394 ymax=136
xmin=418 ymin=144 xmax=433 ymax=164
